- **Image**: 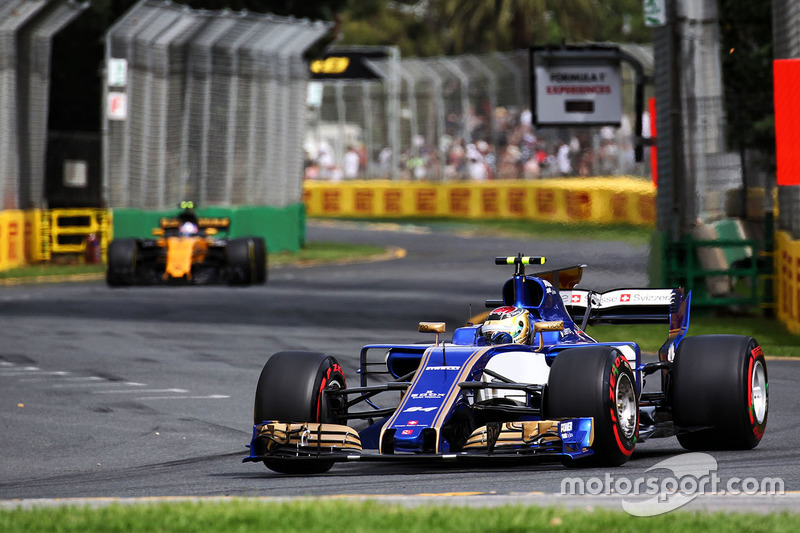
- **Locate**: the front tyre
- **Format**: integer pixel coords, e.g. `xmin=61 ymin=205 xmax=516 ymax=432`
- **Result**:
xmin=672 ymin=335 xmax=768 ymax=450
xmin=106 ymin=238 xmax=139 ymax=286
xmin=547 ymin=346 xmax=638 ymax=466
xmin=254 ymin=351 xmax=347 ymax=474
xmin=252 ymin=238 xmax=267 ymax=285
xmin=226 ymin=237 xmax=267 ymax=285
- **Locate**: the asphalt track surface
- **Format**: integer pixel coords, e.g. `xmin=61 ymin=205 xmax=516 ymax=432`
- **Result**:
xmin=1 ymin=221 xmax=798 ymax=513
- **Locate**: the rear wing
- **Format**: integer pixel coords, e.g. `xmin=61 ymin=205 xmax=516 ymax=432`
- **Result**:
xmin=561 ymin=288 xmax=685 ymax=326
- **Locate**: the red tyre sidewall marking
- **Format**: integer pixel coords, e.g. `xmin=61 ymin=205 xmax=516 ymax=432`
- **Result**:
xmin=316 ymin=363 xmax=346 ymax=422
xmin=748 ymin=345 xmax=766 ymax=440
xmin=610 ymin=355 xmax=635 ymax=456
xmin=316 ymin=367 xmax=331 ymax=422
xmin=747 ymin=353 xmax=755 ymax=426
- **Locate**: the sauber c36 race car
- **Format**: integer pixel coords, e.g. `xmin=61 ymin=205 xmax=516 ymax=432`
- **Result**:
xmin=106 ymin=207 xmax=267 ymax=286
xmin=244 ymin=254 xmax=768 ymax=474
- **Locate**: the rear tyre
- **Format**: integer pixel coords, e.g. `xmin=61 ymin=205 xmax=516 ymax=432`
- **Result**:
xmin=106 ymin=239 xmax=139 ymax=286
xmin=547 ymin=346 xmax=638 ymax=466
xmin=254 ymin=351 xmax=347 ymax=474
xmin=672 ymin=335 xmax=768 ymax=450
xmin=226 ymin=238 xmax=252 ymax=285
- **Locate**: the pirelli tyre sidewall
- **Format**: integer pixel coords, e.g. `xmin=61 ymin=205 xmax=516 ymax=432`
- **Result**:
xmin=672 ymin=335 xmax=768 ymax=450
xmin=254 ymin=351 xmax=346 ymax=474
xmin=546 ymin=346 xmax=638 ymax=467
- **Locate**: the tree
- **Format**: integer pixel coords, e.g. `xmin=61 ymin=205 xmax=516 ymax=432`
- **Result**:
xmin=336 ymin=0 xmax=652 ymax=57
xmin=336 ymin=1 xmax=443 ymax=57
xmin=178 ymin=0 xmax=350 ymax=21
xmin=428 ymin=0 xmax=649 ymax=55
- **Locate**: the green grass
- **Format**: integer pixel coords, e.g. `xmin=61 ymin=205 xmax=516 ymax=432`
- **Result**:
xmin=0 ymin=262 xmax=105 ymax=281
xmin=1 ymin=500 xmax=799 ymax=533
xmin=319 ymin=216 xmax=653 ymax=245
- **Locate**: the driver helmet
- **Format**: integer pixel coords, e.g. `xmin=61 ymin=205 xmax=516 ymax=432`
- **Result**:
xmin=179 ymin=221 xmax=198 ymax=235
xmin=482 ymin=306 xmax=531 ymax=345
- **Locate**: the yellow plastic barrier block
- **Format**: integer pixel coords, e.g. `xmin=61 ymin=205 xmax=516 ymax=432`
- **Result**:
xmin=0 ymin=210 xmax=26 ymax=271
xmin=775 ymin=231 xmax=800 ymax=334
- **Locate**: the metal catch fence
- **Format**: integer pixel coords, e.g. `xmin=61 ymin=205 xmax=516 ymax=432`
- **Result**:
xmin=103 ymin=0 xmax=333 ymax=210
xmin=0 ymin=0 xmax=88 ymax=210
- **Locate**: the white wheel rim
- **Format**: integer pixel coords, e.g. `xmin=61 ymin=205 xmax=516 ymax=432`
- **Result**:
xmin=616 ymin=372 xmax=637 ymax=439
xmin=751 ymin=360 xmax=767 ymax=425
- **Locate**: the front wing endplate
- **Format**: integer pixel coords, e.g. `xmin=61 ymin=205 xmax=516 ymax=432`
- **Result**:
xmin=244 ymin=422 xmax=362 ymax=461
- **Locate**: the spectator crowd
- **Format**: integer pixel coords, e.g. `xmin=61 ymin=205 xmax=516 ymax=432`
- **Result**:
xmin=305 ymin=106 xmax=650 ymax=182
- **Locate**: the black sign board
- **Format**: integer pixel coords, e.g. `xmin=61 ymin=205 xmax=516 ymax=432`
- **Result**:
xmin=309 ymin=49 xmax=389 ymax=80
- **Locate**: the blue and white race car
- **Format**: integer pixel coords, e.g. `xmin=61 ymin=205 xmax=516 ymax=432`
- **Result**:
xmin=244 ymin=254 xmax=769 ymax=474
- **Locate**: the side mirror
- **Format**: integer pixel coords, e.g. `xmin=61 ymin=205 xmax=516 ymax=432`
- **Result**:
xmin=533 ymin=321 xmax=564 ymax=351
xmin=419 ymin=322 xmax=446 ymax=346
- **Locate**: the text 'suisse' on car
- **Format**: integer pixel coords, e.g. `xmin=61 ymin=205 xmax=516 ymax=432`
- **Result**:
xmin=106 ymin=202 xmax=267 ymax=286
xmin=244 ymin=254 xmax=768 ymax=474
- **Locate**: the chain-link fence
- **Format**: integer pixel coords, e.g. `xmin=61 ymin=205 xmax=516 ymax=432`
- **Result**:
xmin=306 ymin=44 xmax=653 ymax=184
xmin=103 ymin=0 xmax=333 ymax=210
xmin=1 ymin=0 xmax=87 ymax=210
xmin=20 ymin=0 xmax=89 ymax=208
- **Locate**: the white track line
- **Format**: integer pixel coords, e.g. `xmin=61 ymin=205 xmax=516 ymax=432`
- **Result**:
xmin=2 ymin=371 xmax=69 ymax=377
xmin=54 ymin=380 xmax=146 ymax=388
xmin=93 ymin=388 xmax=188 ymax=395
xmin=0 ymin=366 xmax=40 ymax=374
xmin=136 ymin=394 xmax=229 ymax=400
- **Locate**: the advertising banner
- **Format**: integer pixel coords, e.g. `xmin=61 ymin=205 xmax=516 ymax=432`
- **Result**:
xmin=303 ymin=178 xmax=656 ymax=227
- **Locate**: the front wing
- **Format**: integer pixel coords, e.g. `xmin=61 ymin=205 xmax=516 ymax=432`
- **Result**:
xmin=243 ymin=417 xmax=595 ymax=464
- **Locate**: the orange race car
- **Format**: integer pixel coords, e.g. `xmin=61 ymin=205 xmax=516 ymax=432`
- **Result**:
xmin=106 ymin=203 xmax=267 ymax=286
